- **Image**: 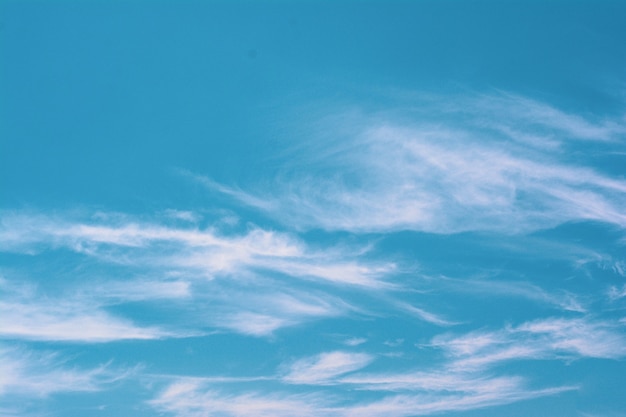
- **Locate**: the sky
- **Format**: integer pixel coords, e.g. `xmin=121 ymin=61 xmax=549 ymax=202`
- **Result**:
xmin=1 ymin=1 xmax=626 ymax=416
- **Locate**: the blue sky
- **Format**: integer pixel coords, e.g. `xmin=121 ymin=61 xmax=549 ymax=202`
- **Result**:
xmin=1 ymin=1 xmax=626 ymax=416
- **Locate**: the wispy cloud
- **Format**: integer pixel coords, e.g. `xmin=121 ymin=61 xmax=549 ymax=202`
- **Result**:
xmin=150 ymin=380 xmax=326 ymax=417
xmin=282 ymin=351 xmax=374 ymax=385
xmin=431 ymin=276 xmax=587 ymax=313
xmin=149 ymin=373 xmax=574 ymax=417
xmin=340 ymin=385 xmax=575 ymax=417
xmin=145 ymin=308 xmax=606 ymax=416
xmin=3 ymin=91 xmax=624 ymax=415
xmin=466 ymin=93 xmax=626 ymax=143
xmin=0 ymin=345 xmax=128 ymax=397
xmin=148 ymin=319 xmax=591 ymax=417
xmin=89 ymin=279 xmax=192 ymax=302
xmin=0 ymin=211 xmax=392 ymax=288
xmin=431 ymin=316 xmax=626 ymax=371
xmin=344 ymin=337 xmax=367 ymax=347
xmin=219 ymin=312 xmax=293 ymax=337
xmin=0 ymin=211 xmax=391 ymax=338
xmin=0 ymin=279 xmax=179 ymax=342
xmin=193 ymin=93 xmax=626 ymax=234
xmin=395 ymin=302 xmax=458 ymax=326
xmin=314 ymin=316 xmax=623 ymax=414
xmin=214 ymin=290 xmax=351 ymax=336
xmin=341 ymin=370 xmax=521 ymax=393
xmin=0 ymin=273 xmax=354 ymax=341
xmin=162 ymin=209 xmax=202 ymax=223
xmin=608 ymin=284 xmax=626 ymax=301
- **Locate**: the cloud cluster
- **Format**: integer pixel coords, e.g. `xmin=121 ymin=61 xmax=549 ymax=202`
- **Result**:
xmin=0 ymin=212 xmax=391 ymax=288
xmin=150 ymin=312 xmax=626 ymax=417
xmin=2 ymin=92 xmax=625 ymax=416
xmin=0 ymin=211 xmax=395 ymax=340
xmin=150 ymin=375 xmax=555 ymax=417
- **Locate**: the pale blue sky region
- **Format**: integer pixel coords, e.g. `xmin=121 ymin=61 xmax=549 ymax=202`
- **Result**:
xmin=1 ymin=1 xmax=626 ymax=417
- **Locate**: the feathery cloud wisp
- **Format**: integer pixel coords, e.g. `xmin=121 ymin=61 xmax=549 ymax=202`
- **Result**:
xmin=282 ymin=351 xmax=374 ymax=385
xmin=0 ymin=212 xmax=392 ymax=288
xmin=0 ymin=212 xmax=392 ymax=338
xmin=431 ymin=316 xmax=626 ymax=371
xmin=195 ymin=93 xmax=626 ymax=234
xmin=0 ymin=345 xmax=129 ymax=397
xmin=0 ymin=291 xmax=173 ymax=343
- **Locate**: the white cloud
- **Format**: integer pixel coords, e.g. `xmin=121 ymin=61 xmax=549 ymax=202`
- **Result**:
xmin=432 ymin=276 xmax=587 ymax=313
xmin=149 ymin=374 xmax=574 ymax=417
xmin=148 ymin=310 xmax=598 ymax=417
xmin=344 ymin=337 xmax=367 ymax=347
xmin=341 ymin=370 xmax=521 ymax=393
xmin=0 ymin=271 xmax=354 ymax=340
xmin=0 ymin=211 xmax=396 ymax=337
xmin=150 ymin=380 xmax=325 ymax=417
xmin=280 ymin=316 xmax=617 ymax=416
xmin=0 ymin=281 xmax=174 ymax=343
xmin=340 ymin=385 xmax=575 ymax=417
xmin=91 ymin=279 xmax=192 ymax=302
xmin=516 ymin=318 xmax=626 ymax=359
xmin=608 ymin=284 xmax=626 ymax=301
xmin=162 ymin=209 xmax=201 ymax=223
xmin=220 ymin=312 xmax=293 ymax=337
xmin=612 ymin=261 xmax=626 ymax=277
xmin=383 ymin=338 xmax=404 ymax=347
xmin=0 ymin=299 xmax=171 ymax=343
xmin=466 ymin=93 xmax=626 ymax=142
xmin=193 ymin=93 xmax=626 ymax=234
xmin=431 ymin=317 xmax=626 ymax=372
xmin=396 ymin=302 xmax=457 ymax=326
xmin=0 ymin=212 xmax=391 ymax=288
xmin=282 ymin=351 xmax=374 ymax=385
xmin=192 ymin=283 xmax=356 ymax=336
xmin=0 ymin=345 xmax=128 ymax=397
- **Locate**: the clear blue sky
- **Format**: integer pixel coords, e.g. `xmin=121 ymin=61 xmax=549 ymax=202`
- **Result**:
xmin=1 ymin=1 xmax=626 ymax=416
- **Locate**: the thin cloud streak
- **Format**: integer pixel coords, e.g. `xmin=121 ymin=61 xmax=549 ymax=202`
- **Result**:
xmin=340 ymin=385 xmax=576 ymax=417
xmin=90 ymin=279 xmax=192 ymax=302
xmin=150 ymin=380 xmax=325 ymax=417
xmin=341 ymin=371 xmax=523 ymax=393
xmin=431 ymin=276 xmax=587 ymax=313
xmin=282 ymin=351 xmax=374 ymax=385
xmin=467 ymin=93 xmax=626 ymax=143
xmin=396 ymin=302 xmax=458 ymax=326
